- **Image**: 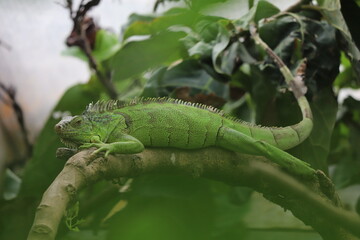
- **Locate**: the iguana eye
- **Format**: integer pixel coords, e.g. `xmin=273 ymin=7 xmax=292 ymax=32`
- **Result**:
xmin=72 ymin=118 xmax=82 ymax=126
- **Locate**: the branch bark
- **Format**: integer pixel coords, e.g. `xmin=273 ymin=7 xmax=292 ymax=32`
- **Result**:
xmin=28 ymin=148 xmax=360 ymax=240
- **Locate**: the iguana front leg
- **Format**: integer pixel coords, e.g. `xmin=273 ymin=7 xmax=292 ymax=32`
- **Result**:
xmin=80 ymin=134 xmax=144 ymax=157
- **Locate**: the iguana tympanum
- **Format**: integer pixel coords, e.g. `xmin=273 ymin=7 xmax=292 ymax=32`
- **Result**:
xmin=55 ymin=30 xmax=315 ymax=177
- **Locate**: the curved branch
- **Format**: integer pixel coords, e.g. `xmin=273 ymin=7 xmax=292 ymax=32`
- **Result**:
xmin=28 ymin=148 xmax=360 ymax=240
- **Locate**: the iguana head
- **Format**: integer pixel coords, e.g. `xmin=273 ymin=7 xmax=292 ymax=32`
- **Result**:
xmin=55 ymin=115 xmax=94 ymax=148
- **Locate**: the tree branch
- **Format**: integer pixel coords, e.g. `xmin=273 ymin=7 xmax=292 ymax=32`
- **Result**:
xmin=28 ymin=148 xmax=360 ymax=240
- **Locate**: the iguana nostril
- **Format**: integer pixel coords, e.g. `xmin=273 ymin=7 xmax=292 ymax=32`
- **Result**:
xmin=54 ymin=124 xmax=62 ymax=132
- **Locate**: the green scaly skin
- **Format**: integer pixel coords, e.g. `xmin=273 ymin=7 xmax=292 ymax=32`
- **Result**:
xmin=55 ymin=94 xmax=314 ymax=176
xmin=55 ymin=29 xmax=315 ymax=177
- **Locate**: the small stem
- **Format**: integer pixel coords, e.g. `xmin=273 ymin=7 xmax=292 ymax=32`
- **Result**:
xmin=65 ymin=0 xmax=118 ymax=99
xmin=249 ymin=24 xmax=293 ymax=85
xmin=79 ymin=24 xmax=118 ymax=99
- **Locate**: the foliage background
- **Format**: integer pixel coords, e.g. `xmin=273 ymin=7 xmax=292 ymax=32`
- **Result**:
xmin=1 ymin=0 xmax=360 ymax=239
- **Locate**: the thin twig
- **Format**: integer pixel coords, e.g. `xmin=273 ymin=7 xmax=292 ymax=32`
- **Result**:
xmin=78 ymin=24 xmax=118 ymax=99
xmin=65 ymin=0 xmax=118 ymax=99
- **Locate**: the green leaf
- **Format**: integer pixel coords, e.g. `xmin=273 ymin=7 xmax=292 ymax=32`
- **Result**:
xmin=330 ymin=97 xmax=360 ymax=188
xmin=123 ymin=9 xmax=196 ymax=41
xmin=212 ymin=1 xmax=280 ymax=74
xmin=288 ymin=89 xmax=338 ymax=172
xmin=252 ymin=0 xmax=279 ymax=22
xmin=181 ymin=18 xmax=226 ymax=59
xmin=317 ymin=0 xmax=360 ymax=79
xmin=187 ymin=40 xmax=214 ymax=58
xmin=195 ymin=17 xmax=224 ymax=42
xmin=212 ymin=20 xmax=232 ymax=74
xmin=338 ymin=0 xmax=360 ymax=49
xmin=334 ymin=53 xmax=358 ymax=89
xmin=111 ymin=31 xmax=185 ymax=82
xmin=217 ymin=41 xmax=257 ymax=76
xmin=62 ymin=30 xmax=120 ymax=62
xmin=121 ymin=13 xmax=156 ymax=38
xmin=142 ymin=60 xmax=229 ymax=98
xmin=3 ymin=169 xmax=21 ymax=200
xmin=233 ymin=65 xmax=277 ymax=124
xmin=65 ymin=201 xmax=85 ymax=232
xmin=62 ymin=46 xmax=86 ymax=61
xmin=233 ymin=0 xmax=280 ymax=29
xmin=141 ymin=67 xmax=167 ymax=97
xmin=187 ymin=0 xmax=231 ymax=12
xmin=258 ymin=14 xmax=340 ymax=94
xmin=92 ymin=30 xmax=121 ymax=61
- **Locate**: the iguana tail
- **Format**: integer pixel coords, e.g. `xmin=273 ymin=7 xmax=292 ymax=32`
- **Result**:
xmin=214 ymin=26 xmax=315 ymax=175
xmin=251 ymin=25 xmax=313 ymax=147
xmin=218 ymin=26 xmax=313 ymax=151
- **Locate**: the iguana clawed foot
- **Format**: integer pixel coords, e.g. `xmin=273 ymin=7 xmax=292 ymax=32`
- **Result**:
xmin=80 ymin=142 xmax=116 ymax=158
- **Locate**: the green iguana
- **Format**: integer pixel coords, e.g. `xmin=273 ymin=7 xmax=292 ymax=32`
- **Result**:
xmin=55 ymin=28 xmax=315 ymax=177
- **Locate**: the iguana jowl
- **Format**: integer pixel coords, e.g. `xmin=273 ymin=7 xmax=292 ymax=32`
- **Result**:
xmin=55 ymin=28 xmax=315 ymax=176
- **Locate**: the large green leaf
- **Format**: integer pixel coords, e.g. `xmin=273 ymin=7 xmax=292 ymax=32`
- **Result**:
xmin=330 ymin=96 xmax=360 ymax=188
xmin=142 ymin=60 xmax=228 ymax=98
xmin=123 ymin=9 xmax=197 ymax=41
xmin=62 ymin=30 xmax=121 ymax=63
xmin=212 ymin=20 xmax=232 ymax=74
xmin=122 ymin=7 xmax=223 ymax=42
xmin=288 ymin=89 xmax=338 ymax=172
xmin=317 ymin=0 xmax=360 ymax=79
xmin=233 ymin=0 xmax=280 ymax=29
xmin=121 ymin=13 xmax=156 ymax=39
xmin=111 ymin=31 xmax=185 ymax=82
xmin=259 ymin=14 xmax=340 ymax=94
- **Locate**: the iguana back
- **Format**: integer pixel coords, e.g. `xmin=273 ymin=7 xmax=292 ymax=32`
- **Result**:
xmin=80 ymin=97 xmax=312 ymax=151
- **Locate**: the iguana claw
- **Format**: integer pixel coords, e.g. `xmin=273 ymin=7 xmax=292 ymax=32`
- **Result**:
xmin=80 ymin=143 xmax=113 ymax=157
xmin=79 ymin=143 xmax=99 ymax=149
